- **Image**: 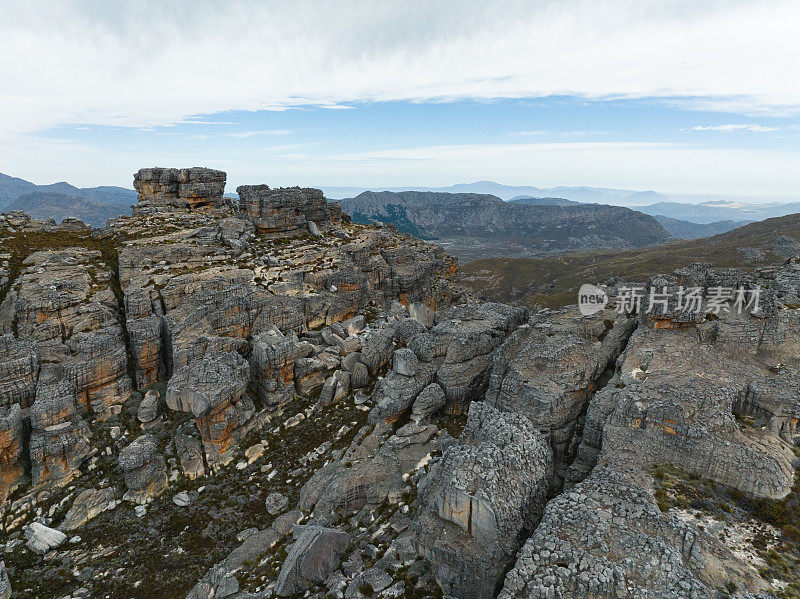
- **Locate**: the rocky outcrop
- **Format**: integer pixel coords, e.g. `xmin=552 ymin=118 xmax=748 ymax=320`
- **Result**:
xmin=251 ymin=327 xmax=296 ymax=409
xmin=166 ymin=352 xmax=255 ymax=468
xmin=0 ymin=335 xmax=38 ymax=408
xmin=28 ymin=364 xmax=91 ymax=488
xmin=274 ymin=525 xmax=350 ymax=596
xmin=133 ymin=167 xmax=227 ymax=214
xmin=235 ymin=185 xmax=340 ymax=236
xmin=499 ymin=467 xmax=770 ymax=598
xmin=0 ymin=249 xmax=132 ymax=414
xmin=413 ymin=403 xmax=553 ymax=598
xmin=484 ymin=307 xmax=636 ymax=479
xmin=569 ymin=267 xmax=798 ymax=499
xmin=118 ymin=434 xmax=168 ymax=504
xmin=0 ymin=405 xmax=24 ymax=501
xmin=368 ymin=302 xmax=527 ymax=425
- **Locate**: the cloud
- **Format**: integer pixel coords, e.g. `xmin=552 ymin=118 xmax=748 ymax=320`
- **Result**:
xmin=686 ymin=124 xmax=780 ymax=132
xmin=225 ymin=130 xmax=292 ymax=138
xmin=1 ymin=0 xmax=800 ymax=139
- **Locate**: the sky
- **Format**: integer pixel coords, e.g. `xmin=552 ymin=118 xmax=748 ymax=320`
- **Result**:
xmin=1 ymin=0 xmax=799 ymax=199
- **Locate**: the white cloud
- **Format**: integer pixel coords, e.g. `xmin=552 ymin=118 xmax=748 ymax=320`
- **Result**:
xmin=1 ymin=0 xmax=800 ymax=138
xmin=686 ymin=124 xmax=780 ymax=132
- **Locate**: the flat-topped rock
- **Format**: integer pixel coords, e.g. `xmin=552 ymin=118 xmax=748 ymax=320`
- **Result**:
xmin=235 ymin=184 xmax=340 ymax=236
xmin=133 ymin=167 xmax=227 ymax=214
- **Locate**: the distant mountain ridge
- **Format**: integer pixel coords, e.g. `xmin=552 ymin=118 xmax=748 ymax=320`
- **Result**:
xmin=338 ymin=190 xmax=670 ymax=263
xmin=322 ymin=180 xmax=799 ymax=225
xmin=0 ymin=172 xmax=137 ymax=225
xmin=653 ymin=215 xmax=752 ymax=239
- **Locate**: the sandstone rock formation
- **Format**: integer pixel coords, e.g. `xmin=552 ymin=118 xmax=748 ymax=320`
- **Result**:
xmin=274 ymin=525 xmax=350 ymax=596
xmin=413 ymin=403 xmax=552 ymax=598
xmin=118 ymin=434 xmax=168 ymax=504
xmin=235 ymin=185 xmax=341 ymax=236
xmin=167 ymin=351 xmax=254 ymax=468
xmin=133 ymin=167 xmax=227 ymax=214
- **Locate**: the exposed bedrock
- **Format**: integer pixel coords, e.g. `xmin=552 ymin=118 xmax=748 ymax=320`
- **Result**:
xmin=29 ymin=364 xmax=91 ymax=488
xmin=133 ymin=167 xmax=227 ymax=214
xmin=413 ymin=402 xmax=553 ymax=599
xmin=166 ymin=351 xmax=255 ymax=468
xmin=235 ymin=184 xmax=340 ymax=236
xmin=498 ymin=466 xmax=772 ymax=599
xmin=368 ymin=302 xmax=527 ymax=425
xmin=569 ymin=269 xmax=799 ymax=499
xmin=484 ymin=307 xmax=637 ymax=480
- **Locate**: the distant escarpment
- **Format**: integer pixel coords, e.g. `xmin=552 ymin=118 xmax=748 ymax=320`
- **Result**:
xmin=338 ymin=190 xmax=671 ymax=262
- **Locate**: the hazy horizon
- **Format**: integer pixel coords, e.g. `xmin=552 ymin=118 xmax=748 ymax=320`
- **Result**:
xmin=2 ymin=1 xmax=799 ymax=197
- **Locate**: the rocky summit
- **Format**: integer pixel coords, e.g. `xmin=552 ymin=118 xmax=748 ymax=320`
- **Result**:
xmin=0 ymin=167 xmax=797 ymax=599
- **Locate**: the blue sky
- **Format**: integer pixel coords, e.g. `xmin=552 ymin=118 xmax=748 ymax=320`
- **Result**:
xmin=1 ymin=1 xmax=799 ymax=198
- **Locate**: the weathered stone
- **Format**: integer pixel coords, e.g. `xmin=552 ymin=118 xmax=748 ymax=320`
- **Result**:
xmin=60 ymin=487 xmax=115 ymax=531
xmin=29 ymin=364 xmax=91 ymax=488
xmin=274 ymin=525 xmax=350 ymax=596
xmin=265 ymin=492 xmax=288 ymax=516
xmin=0 ymin=404 xmax=24 ymax=501
xmin=118 ymin=434 xmax=168 ymax=504
xmin=236 ymin=185 xmax=336 ymax=236
xmin=392 ymin=348 xmax=418 ymax=376
xmin=410 ymin=383 xmax=446 ymax=423
xmin=25 ymin=522 xmax=67 ymax=554
xmin=137 ymin=389 xmax=161 ymax=425
xmin=413 ymin=403 xmax=552 ymax=599
xmin=250 ymin=327 xmax=296 ymax=408
xmin=0 ymin=335 xmax=38 ymax=408
xmin=166 ymin=352 xmax=254 ymax=467
xmin=133 ymin=167 xmax=227 ymax=214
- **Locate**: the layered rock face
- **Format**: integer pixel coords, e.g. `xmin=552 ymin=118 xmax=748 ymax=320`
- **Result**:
xmin=499 ymin=467 xmax=771 ymax=599
xmin=29 ymin=365 xmax=91 ymax=488
xmin=484 ymin=308 xmax=636 ymax=480
xmin=0 ymin=249 xmax=131 ymax=416
xmin=414 ymin=403 xmax=553 ymax=598
xmin=0 ymin=405 xmax=24 ymax=501
xmin=133 ymin=167 xmax=227 ymax=214
xmin=166 ymin=352 xmax=255 ymax=468
xmin=235 ymin=185 xmax=341 ymax=236
xmin=569 ymin=267 xmax=799 ymax=499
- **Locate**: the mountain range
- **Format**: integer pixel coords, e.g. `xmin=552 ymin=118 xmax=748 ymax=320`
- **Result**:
xmin=0 ymin=172 xmax=136 ymax=226
xmin=337 ymin=190 xmax=671 ymax=263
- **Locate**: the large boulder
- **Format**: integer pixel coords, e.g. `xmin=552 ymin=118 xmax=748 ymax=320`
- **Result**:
xmin=25 ymin=522 xmax=67 ymax=554
xmin=413 ymin=403 xmax=552 ymax=599
xmin=118 ymin=434 xmax=168 ymax=504
xmin=274 ymin=525 xmax=350 ymax=596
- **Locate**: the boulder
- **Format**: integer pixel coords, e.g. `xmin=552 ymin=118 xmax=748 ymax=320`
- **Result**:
xmin=265 ymin=492 xmax=288 ymax=516
xmin=60 ymin=487 xmax=115 ymax=531
xmin=118 ymin=434 xmax=168 ymax=504
xmin=274 ymin=525 xmax=350 ymax=596
xmin=25 ymin=522 xmax=67 ymax=554
xmin=410 ymin=383 xmax=446 ymax=423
